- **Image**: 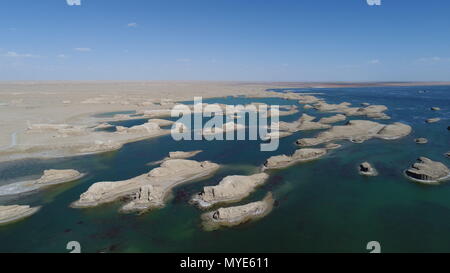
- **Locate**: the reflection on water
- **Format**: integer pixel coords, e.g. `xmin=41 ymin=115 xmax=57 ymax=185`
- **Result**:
xmin=0 ymin=86 xmax=449 ymax=253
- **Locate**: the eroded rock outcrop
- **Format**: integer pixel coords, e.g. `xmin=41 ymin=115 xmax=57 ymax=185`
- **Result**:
xmin=405 ymin=157 xmax=450 ymax=183
xmin=359 ymin=162 xmax=378 ymax=176
xmin=0 ymin=169 xmax=84 ymax=196
xmin=191 ymin=173 xmax=269 ymax=209
xmin=0 ymin=205 xmax=40 ymax=224
xmin=201 ymin=192 xmax=274 ymax=231
xmin=318 ymin=114 xmax=346 ymax=124
xmin=277 ymin=114 xmax=331 ymax=133
xmin=263 ymin=148 xmax=327 ymax=170
xmin=426 ymin=118 xmax=441 ymax=123
xmin=414 ymin=138 xmax=428 ymax=144
xmin=296 ymin=120 xmax=411 ymax=147
xmin=116 ymin=122 xmax=161 ymax=134
xmin=72 ymin=159 xmax=220 ymax=213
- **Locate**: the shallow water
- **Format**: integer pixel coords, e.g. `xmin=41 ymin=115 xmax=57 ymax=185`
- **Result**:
xmin=0 ymin=86 xmax=449 ymax=253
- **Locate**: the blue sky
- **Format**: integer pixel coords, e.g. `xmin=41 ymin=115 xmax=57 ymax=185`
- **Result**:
xmin=1 ymin=0 xmax=450 ymax=81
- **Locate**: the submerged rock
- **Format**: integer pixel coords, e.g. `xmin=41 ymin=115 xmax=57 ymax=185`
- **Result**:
xmin=72 ymin=159 xmax=220 ymax=213
xmin=296 ymin=120 xmax=411 ymax=147
xmin=359 ymin=162 xmax=378 ymax=176
xmin=263 ymin=148 xmax=327 ymax=170
xmin=414 ymin=138 xmax=428 ymax=144
xmin=201 ymin=192 xmax=274 ymax=231
xmin=191 ymin=173 xmax=269 ymax=209
xmin=0 ymin=205 xmax=40 ymax=225
xmin=405 ymin=157 xmax=450 ymax=183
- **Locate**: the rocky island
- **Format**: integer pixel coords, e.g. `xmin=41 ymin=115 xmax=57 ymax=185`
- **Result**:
xmin=201 ymin=192 xmax=274 ymax=231
xmin=72 ymin=159 xmax=220 ymax=213
xmin=191 ymin=173 xmax=269 ymax=209
xmin=296 ymin=120 xmax=412 ymax=147
xmin=405 ymin=157 xmax=450 ymax=184
xmin=263 ymin=148 xmax=327 ymax=170
xmin=0 ymin=169 xmax=84 ymax=196
xmin=359 ymin=162 xmax=378 ymax=176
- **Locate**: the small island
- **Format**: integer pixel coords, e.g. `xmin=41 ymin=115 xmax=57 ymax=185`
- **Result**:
xmin=0 ymin=169 xmax=84 ymax=196
xmin=191 ymin=173 xmax=269 ymax=209
xmin=359 ymin=162 xmax=378 ymax=176
xmin=72 ymin=159 xmax=220 ymax=213
xmin=200 ymin=192 xmax=274 ymax=231
xmin=405 ymin=157 xmax=450 ymax=184
xmin=263 ymin=148 xmax=327 ymax=170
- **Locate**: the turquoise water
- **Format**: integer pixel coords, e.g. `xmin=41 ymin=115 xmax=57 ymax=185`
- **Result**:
xmin=0 ymin=86 xmax=449 ymax=253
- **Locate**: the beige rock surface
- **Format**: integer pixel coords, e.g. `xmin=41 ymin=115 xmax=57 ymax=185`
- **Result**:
xmin=72 ymin=159 xmax=220 ymax=213
xmin=426 ymin=118 xmax=441 ymax=123
xmin=191 ymin=173 xmax=269 ymax=209
xmin=405 ymin=157 xmax=450 ymax=183
xmin=0 ymin=169 xmax=84 ymax=196
xmin=296 ymin=120 xmax=411 ymax=147
xmin=263 ymin=148 xmax=327 ymax=170
xmin=318 ymin=114 xmax=346 ymax=124
xmin=201 ymin=192 xmax=274 ymax=231
xmin=0 ymin=205 xmax=40 ymax=224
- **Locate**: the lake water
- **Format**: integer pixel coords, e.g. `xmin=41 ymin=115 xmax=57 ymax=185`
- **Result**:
xmin=0 ymin=85 xmax=449 ymax=253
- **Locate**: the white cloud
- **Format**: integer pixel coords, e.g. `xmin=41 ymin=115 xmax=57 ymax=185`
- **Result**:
xmin=417 ymin=56 xmax=443 ymax=63
xmin=3 ymin=51 xmax=39 ymax=58
xmin=74 ymin=48 xmax=92 ymax=52
xmin=57 ymin=54 xmax=68 ymax=59
xmin=368 ymin=59 xmax=381 ymax=64
xmin=127 ymin=22 xmax=138 ymax=28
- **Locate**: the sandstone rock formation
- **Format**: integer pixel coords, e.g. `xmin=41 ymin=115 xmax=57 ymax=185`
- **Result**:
xmin=318 ymin=114 xmax=347 ymax=124
xmin=296 ymin=120 xmax=412 ymax=147
xmin=191 ymin=173 xmax=269 ymax=209
xmin=0 ymin=169 xmax=84 ymax=196
xmin=203 ymin=122 xmax=245 ymax=136
xmin=201 ymin=192 xmax=274 ymax=231
xmin=359 ymin=162 xmax=378 ymax=176
xmin=263 ymin=148 xmax=327 ymax=170
xmin=405 ymin=157 xmax=450 ymax=183
xmin=261 ymin=131 xmax=293 ymax=141
xmin=147 ymin=119 xmax=174 ymax=127
xmin=277 ymin=114 xmax=331 ymax=133
xmin=414 ymin=138 xmax=428 ymax=144
xmin=72 ymin=159 xmax=220 ymax=213
xmin=168 ymin=150 xmax=203 ymax=159
xmin=116 ymin=121 xmax=160 ymax=134
xmin=325 ymin=143 xmax=342 ymax=150
xmin=313 ymin=102 xmax=390 ymax=119
xmin=35 ymin=169 xmax=83 ymax=185
xmin=0 ymin=205 xmax=40 ymax=224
